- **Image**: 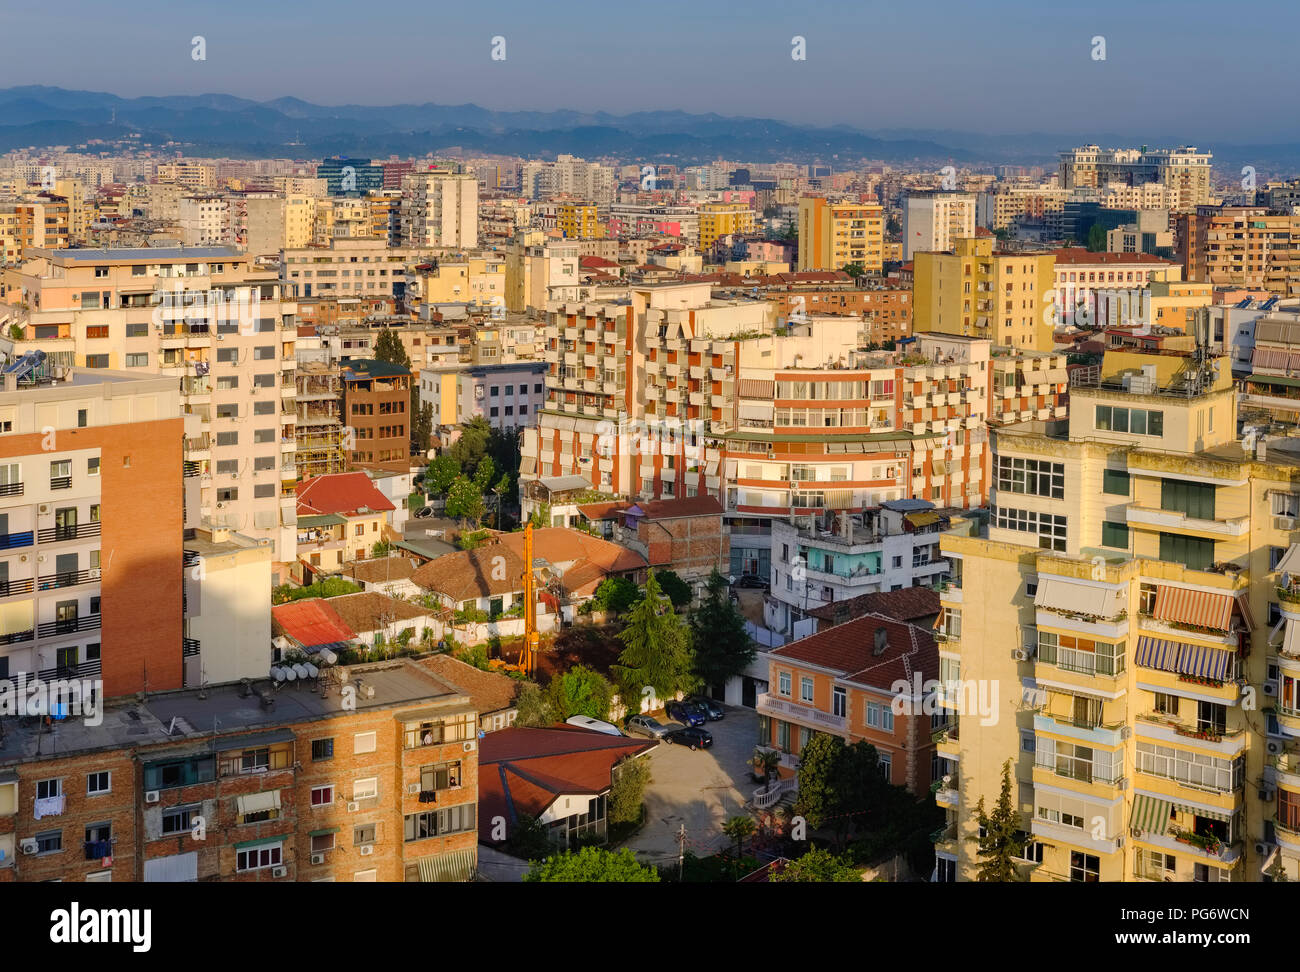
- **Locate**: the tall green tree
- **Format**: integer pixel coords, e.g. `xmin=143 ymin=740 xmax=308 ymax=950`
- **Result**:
xmin=1086 ymin=223 xmax=1107 ymax=252
xmin=974 ymin=759 xmax=1023 ymax=882
xmin=612 ymin=570 xmax=693 ymax=702
xmin=450 ymin=416 xmax=492 ymax=479
xmin=523 ymin=846 xmax=660 ymax=882
xmin=546 ymin=664 xmax=614 ymax=721
xmin=722 ymin=815 xmax=756 ymax=860
xmin=372 ymin=328 xmax=411 ymax=367
xmin=445 ymin=474 xmax=487 ymax=526
xmin=426 ymin=454 xmax=461 ymax=496
xmin=608 ymin=756 xmax=651 ymax=827
xmin=515 ymin=681 xmax=557 ymax=727
xmin=655 ymin=570 xmax=692 ymax=610
xmin=768 ymin=847 xmax=860 ymax=883
xmin=689 ymin=569 xmax=756 ymax=690
xmin=412 ymin=398 xmax=433 ymax=455
xmin=794 ymin=732 xmax=844 ymax=832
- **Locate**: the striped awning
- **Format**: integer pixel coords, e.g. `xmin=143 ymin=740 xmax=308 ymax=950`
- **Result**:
xmin=1130 ymin=794 xmax=1172 ymax=834
xmin=416 ymin=848 xmax=476 ymax=882
xmin=1174 ymin=802 xmax=1231 ymax=823
xmin=1135 ymin=636 xmax=1234 ymax=680
xmin=1152 ymin=585 xmax=1232 ymax=631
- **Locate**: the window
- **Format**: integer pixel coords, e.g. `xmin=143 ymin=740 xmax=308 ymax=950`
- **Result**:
xmin=311 ymin=832 xmax=335 ymax=854
xmin=34 ymin=830 xmax=62 ymax=854
xmin=992 ymin=506 xmax=1067 ymax=552
xmin=1095 ymin=405 xmax=1162 ymax=437
xmin=877 ymin=752 xmax=892 ymax=781
xmin=1100 ymin=521 xmax=1129 ymax=550
xmin=778 ymin=671 xmax=791 ymax=697
xmin=86 ymin=772 xmax=110 ymax=795
xmin=353 ymin=824 xmax=376 ymax=846
xmin=253 ymin=400 xmax=275 ymax=415
xmin=995 ymin=455 xmax=1064 ymax=498
xmin=161 ymin=806 xmax=198 ymax=835
xmin=420 ymin=760 xmax=463 ymax=791
xmin=236 ymin=843 xmax=282 ymax=872
xmin=403 ymin=803 xmax=476 ymax=841
xmin=254 ymin=484 xmax=275 ymax=499
xmin=1069 ymin=851 xmax=1100 ymax=883
xmin=216 ymin=431 xmax=238 ymax=447
xmin=87 ymin=457 xmax=99 ymax=477
xmin=217 ymin=487 xmax=238 ymax=502
xmin=85 ymin=355 xmax=108 ymax=369
xmin=1102 ymin=469 xmax=1130 ymax=496
xmin=37 ymin=778 xmax=62 ymax=800
xmin=1154 ymin=692 xmax=1179 ymax=715
xmin=833 ymin=686 xmax=846 ymax=718
xmin=799 ymin=677 xmax=814 ymax=702
xmin=1273 ymin=492 xmax=1300 ymax=518
xmin=311 ymin=785 xmax=334 ymax=807
xmin=1161 ymin=480 xmax=1215 ymax=520
xmin=1158 ymin=532 xmax=1215 ymax=572
xmin=354 ymin=731 xmax=376 ymax=755
xmin=126 ymin=322 xmax=148 ymax=337
xmin=353 ymin=778 xmax=378 ymax=801
xmin=311 ymin=738 xmax=334 ymax=761
xmin=125 ymin=353 xmax=148 ymax=368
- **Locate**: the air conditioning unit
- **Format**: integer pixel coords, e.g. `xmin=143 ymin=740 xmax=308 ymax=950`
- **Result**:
xmin=270 ymin=866 xmax=287 ymax=878
xmin=1012 ymin=647 xmax=1029 ymax=662
xmin=405 ymin=783 xmax=420 ymax=795
xmin=1268 ymin=739 xmax=1285 ymax=756
xmin=1256 ymin=840 xmax=1275 ymax=856
xmin=37 ymin=504 xmax=49 ymax=515
xmin=20 ymin=839 xmax=37 ymax=855
xmin=310 ymin=853 xmax=325 ymax=865
xmin=1266 ymin=679 xmax=1279 ymax=696
xmin=347 ymin=801 xmax=360 ymax=813
xmin=1120 ymin=725 xmax=1132 ymax=741
xmin=144 ymin=790 xmax=160 ymax=804
xmin=358 ymin=844 xmax=374 ymax=856
xmin=1277 ymin=516 xmax=1296 ymax=531
xmin=462 ymin=739 xmax=476 ymax=753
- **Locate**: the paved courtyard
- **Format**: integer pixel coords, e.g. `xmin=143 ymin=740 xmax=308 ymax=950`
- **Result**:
xmin=620 ymin=705 xmax=762 ymax=864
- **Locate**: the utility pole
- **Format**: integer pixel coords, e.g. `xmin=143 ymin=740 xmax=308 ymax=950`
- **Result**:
xmin=677 ymin=824 xmax=686 ymax=881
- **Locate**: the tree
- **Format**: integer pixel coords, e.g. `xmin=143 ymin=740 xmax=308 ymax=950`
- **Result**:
xmin=689 ymin=569 xmax=756 ymax=690
xmin=529 ymin=502 xmax=552 ymax=528
xmin=493 ymin=473 xmax=511 ymax=529
xmin=793 ymin=732 xmax=843 ymax=832
xmin=370 ymin=540 xmax=390 ymax=558
xmin=655 ymin=569 xmax=692 ymax=610
xmin=503 ymin=813 xmax=554 ymax=861
xmin=515 ymin=681 xmax=557 ymax=727
xmin=449 ymin=416 xmax=492 ymax=479
xmin=523 ymin=846 xmax=660 ymax=882
xmin=769 ymin=847 xmax=860 ymax=883
xmin=546 ymin=664 xmax=614 ymax=721
xmin=974 ymin=759 xmax=1023 ymax=882
xmin=722 ymin=815 xmax=756 ymax=860
xmin=412 ymin=398 xmax=433 ymax=456
xmin=426 ymin=454 xmax=460 ymax=496
xmin=445 ymin=474 xmax=487 ymax=526
xmin=611 ymin=571 xmax=693 ymax=702
xmin=608 ymin=756 xmax=651 ymax=827
xmin=842 ymin=262 xmax=867 ymax=282
xmin=794 ymin=735 xmax=894 ymax=847
xmin=473 ymin=455 xmax=496 ymax=492
xmin=754 ymin=748 xmax=781 ymax=785
xmin=590 ymin=575 xmax=641 ymax=615
xmin=1086 ymin=222 xmax=1107 ymax=252
xmin=372 ymin=328 xmax=411 ymax=368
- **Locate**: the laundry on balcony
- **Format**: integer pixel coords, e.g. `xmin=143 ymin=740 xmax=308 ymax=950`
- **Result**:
xmin=33 ymin=794 xmax=65 ymax=819
xmin=1134 ymin=636 xmax=1233 ymax=681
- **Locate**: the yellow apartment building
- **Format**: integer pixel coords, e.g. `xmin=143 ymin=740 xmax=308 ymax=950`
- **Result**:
xmin=913 ymin=238 xmax=1056 ymax=351
xmin=557 ymin=203 xmax=604 ymax=240
xmin=935 ymin=341 xmax=1299 ymax=882
xmin=698 ymin=202 xmax=756 ymax=252
xmin=796 ymin=197 xmax=884 ymax=273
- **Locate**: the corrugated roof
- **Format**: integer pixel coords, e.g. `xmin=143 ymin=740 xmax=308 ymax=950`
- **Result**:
xmin=271 ymin=598 xmax=356 ymax=647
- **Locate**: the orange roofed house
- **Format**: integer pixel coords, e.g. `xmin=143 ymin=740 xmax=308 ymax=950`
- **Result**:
xmin=757 ymin=611 xmax=941 ymax=797
xmin=577 ymin=495 xmax=728 ymax=585
xmin=295 ymin=471 xmax=397 ymax=581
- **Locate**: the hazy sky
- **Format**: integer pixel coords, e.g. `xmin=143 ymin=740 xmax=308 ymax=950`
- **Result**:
xmin=2 ymin=0 xmax=1292 ymax=141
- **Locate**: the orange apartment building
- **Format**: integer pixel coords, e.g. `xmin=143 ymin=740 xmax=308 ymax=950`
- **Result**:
xmin=340 ymin=358 xmax=410 ymax=472
xmin=0 ymin=659 xmax=479 ymax=882
xmin=757 ymin=611 xmax=940 ymax=796
xmin=770 ymin=287 xmax=912 ymax=345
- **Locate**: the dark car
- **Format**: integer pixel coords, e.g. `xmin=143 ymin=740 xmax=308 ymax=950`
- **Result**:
xmin=664 ymin=726 xmax=713 ymax=750
xmin=734 ymin=574 xmax=768 ymax=590
xmin=664 ymin=700 xmax=707 ymax=727
xmin=684 ymin=695 xmax=724 ymax=721
xmin=624 ymin=714 xmax=677 ymax=739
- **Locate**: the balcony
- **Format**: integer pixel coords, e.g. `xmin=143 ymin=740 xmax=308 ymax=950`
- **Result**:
xmin=0 ymin=482 xmax=23 ymax=497
xmin=1124 ymin=503 xmax=1249 ymax=538
xmin=1033 ymin=712 xmax=1127 ymax=747
xmin=37 ymin=522 xmax=101 ymax=544
xmin=756 ymin=692 xmax=847 ymax=733
xmin=49 ymin=476 xmax=72 ymax=491
xmin=37 ymin=568 xmax=100 ymax=591
xmin=0 ymin=531 xmax=33 ymax=550
xmin=36 ymin=613 xmax=101 ymax=638
xmin=183 ymin=637 xmax=200 ymax=657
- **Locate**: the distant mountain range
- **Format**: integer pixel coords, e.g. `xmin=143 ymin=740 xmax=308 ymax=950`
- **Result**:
xmin=1 ymin=87 xmax=1298 ymax=171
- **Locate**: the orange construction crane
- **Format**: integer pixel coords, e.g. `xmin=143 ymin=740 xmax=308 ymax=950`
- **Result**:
xmin=520 ymin=521 xmax=540 ymax=678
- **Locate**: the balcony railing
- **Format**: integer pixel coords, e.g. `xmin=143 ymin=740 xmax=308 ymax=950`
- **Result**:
xmin=37 ymin=522 xmax=101 ymax=544
xmin=37 ymin=568 xmax=100 ymax=591
xmin=0 ymin=578 xmax=35 ymax=597
xmin=37 ymin=614 xmax=101 ymax=638
xmin=183 ymin=637 xmax=200 ymax=657
xmin=0 ymin=628 xmax=33 ymax=645
xmin=0 ymin=531 xmax=34 ymax=550
xmin=0 ymin=482 xmax=23 ymax=497
xmin=49 ymin=476 xmax=72 ymax=490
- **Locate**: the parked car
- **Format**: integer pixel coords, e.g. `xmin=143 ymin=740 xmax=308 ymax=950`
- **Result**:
xmin=564 ymin=715 xmax=623 ymax=736
xmin=734 ymin=574 xmax=769 ymax=590
xmin=684 ymin=695 xmax=724 ymax=720
xmin=624 ymin=714 xmax=677 ymax=739
xmin=664 ymin=726 xmax=713 ymax=750
xmin=664 ymin=700 xmax=708 ymax=727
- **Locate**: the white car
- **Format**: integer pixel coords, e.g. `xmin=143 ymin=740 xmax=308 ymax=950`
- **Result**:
xmin=564 ymin=715 xmax=623 ymax=736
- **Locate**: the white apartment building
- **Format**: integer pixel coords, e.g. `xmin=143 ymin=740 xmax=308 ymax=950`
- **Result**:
xmin=281 ymin=238 xmax=437 ymax=299
xmin=400 ymin=171 xmax=479 ymax=248
xmin=903 ymin=191 xmax=976 ymax=260
xmin=178 ymin=195 xmax=231 ymax=246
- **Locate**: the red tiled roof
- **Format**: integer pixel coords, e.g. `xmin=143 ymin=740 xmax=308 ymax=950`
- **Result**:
xmin=579 ymin=255 xmax=619 ymax=269
xmin=628 ymin=495 xmax=724 ymax=519
xmin=271 ymin=598 xmax=356 ymax=647
xmin=806 ymin=586 xmax=940 ymax=624
xmin=1050 ymin=247 xmax=1172 ymax=266
xmin=767 ymin=611 xmax=938 ymax=691
xmin=478 ymin=726 xmax=655 ymax=840
xmin=297 ymin=472 xmax=396 ymax=517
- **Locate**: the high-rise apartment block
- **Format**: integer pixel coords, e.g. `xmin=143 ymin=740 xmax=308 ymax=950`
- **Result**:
xmin=1058 ymin=146 xmax=1213 ymax=212
xmin=400 ymin=170 xmax=478 ymax=249
xmin=797 ymin=196 xmax=885 ymax=272
xmin=903 ymin=191 xmax=976 ymax=261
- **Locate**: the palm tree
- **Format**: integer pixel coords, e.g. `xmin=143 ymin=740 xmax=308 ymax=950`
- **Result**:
xmin=722 ymin=815 xmax=756 ymax=861
xmin=756 ymin=748 xmax=781 ymax=785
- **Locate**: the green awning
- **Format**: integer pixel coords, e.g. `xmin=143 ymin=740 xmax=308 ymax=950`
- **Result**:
xmin=308 ymin=826 xmax=341 ymax=837
xmin=234 ymin=835 xmax=287 ymax=850
xmin=1130 ymin=794 xmax=1172 ymax=834
xmin=1247 ymin=373 xmax=1300 ymax=388
xmin=416 ymin=848 xmax=476 ymax=882
xmin=297 ymin=513 xmax=347 ymax=527
xmin=1174 ymin=802 xmax=1231 ymax=823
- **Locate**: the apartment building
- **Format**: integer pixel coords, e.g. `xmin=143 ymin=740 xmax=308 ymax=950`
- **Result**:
xmin=1 ymin=247 xmax=299 ymax=561
xmin=0 ymin=365 xmax=184 ymax=699
xmin=934 ymin=342 xmax=1296 ymax=882
xmin=977 ymin=183 xmax=1071 ymax=233
xmin=418 ymin=361 xmax=547 ymax=431
xmin=912 ymin=237 xmax=1056 ymax=350
xmin=699 ymin=201 xmax=757 ymax=252
xmin=155 ymin=160 xmax=217 ymax=190
xmin=340 ymin=359 xmax=410 ymax=472
xmin=768 ymin=287 xmax=911 ymax=344
xmin=0 ymin=659 xmax=479 ymax=883
xmin=243 ymin=192 xmax=315 ymax=256
xmin=294 ymin=362 xmax=346 ymax=479
xmin=796 ymin=196 xmax=885 ymax=272
xmin=606 ymin=204 xmax=699 ymax=243
xmin=183 ymin=523 xmax=274 ymax=687
xmin=178 ymin=194 xmax=231 ymax=246
xmin=505 ymin=234 xmax=583 ymax=313
xmin=756 ymin=612 xmax=940 ymax=796
xmin=1050 ymin=249 xmax=1176 ymax=327
xmin=400 ymin=170 xmax=478 ymax=249
xmin=296 ymin=472 xmax=396 ymax=569
xmin=1177 ymin=206 xmax=1300 ymax=295
xmin=903 ymin=191 xmax=976 ymax=261
xmin=408 ymin=254 xmax=506 ymax=312
xmin=282 ymin=238 xmax=436 ymax=300
xmin=557 ymin=203 xmax=603 ymax=240
xmin=0 ymin=194 xmax=71 ymax=260
xmin=1058 ymin=146 xmax=1213 ymax=211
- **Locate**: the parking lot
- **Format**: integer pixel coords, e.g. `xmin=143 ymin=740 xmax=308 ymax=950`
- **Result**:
xmin=620 ymin=704 xmax=762 ymax=863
